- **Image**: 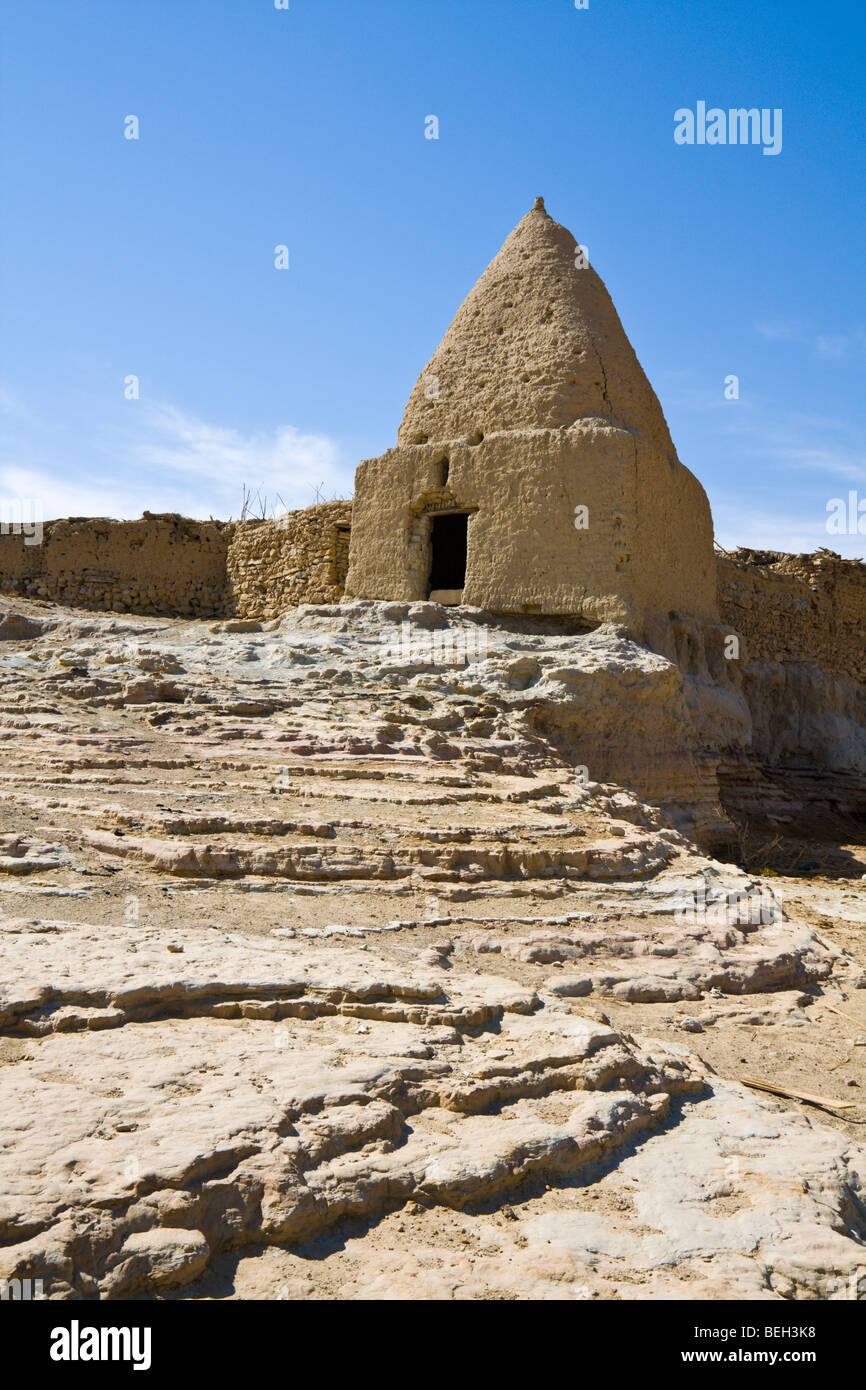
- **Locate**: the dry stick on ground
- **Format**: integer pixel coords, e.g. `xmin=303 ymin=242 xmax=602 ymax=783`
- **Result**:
xmin=828 ymin=1052 xmax=856 ymax=1074
xmin=822 ymin=1002 xmax=864 ymax=1027
xmin=741 ymin=1076 xmax=856 ymax=1112
xmin=735 ymin=816 xmax=822 ymax=877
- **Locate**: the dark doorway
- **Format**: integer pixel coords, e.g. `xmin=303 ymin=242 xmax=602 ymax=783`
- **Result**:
xmin=428 ymin=512 xmax=468 ymax=593
xmin=332 ymin=525 xmax=351 ymax=587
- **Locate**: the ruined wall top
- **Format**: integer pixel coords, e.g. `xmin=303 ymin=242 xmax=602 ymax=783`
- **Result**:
xmin=398 ymin=197 xmax=679 ymax=461
xmin=717 ymin=548 xmax=866 ymax=683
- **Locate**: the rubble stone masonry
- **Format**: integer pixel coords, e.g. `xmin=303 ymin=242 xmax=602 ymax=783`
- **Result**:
xmin=717 ymin=549 xmax=866 ymax=684
xmin=0 ymin=513 xmax=863 ymax=679
xmin=226 ymin=502 xmax=352 ymax=619
xmin=0 ymin=503 xmax=353 ymax=620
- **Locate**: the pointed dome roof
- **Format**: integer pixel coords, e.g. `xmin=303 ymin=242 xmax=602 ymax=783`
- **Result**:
xmin=398 ymin=198 xmax=678 ymax=460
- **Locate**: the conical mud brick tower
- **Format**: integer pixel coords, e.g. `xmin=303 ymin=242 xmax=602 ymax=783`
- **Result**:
xmin=345 ymin=198 xmax=718 ymax=636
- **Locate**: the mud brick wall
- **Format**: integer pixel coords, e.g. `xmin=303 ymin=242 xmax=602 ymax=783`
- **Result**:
xmin=0 ymin=515 xmax=234 ymax=617
xmin=0 ymin=504 xmax=355 ymax=618
xmin=718 ymin=550 xmax=866 ymax=683
xmin=2 ymin=509 xmax=861 ymax=662
xmin=226 ymin=502 xmax=353 ymax=618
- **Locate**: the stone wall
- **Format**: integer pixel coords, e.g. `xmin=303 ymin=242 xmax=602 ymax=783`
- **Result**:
xmin=0 ymin=515 xmax=233 ymax=617
xmin=717 ymin=550 xmax=866 ymax=683
xmin=226 ymin=502 xmax=353 ymax=619
xmin=1 ymin=509 xmax=862 ymax=677
xmin=0 ymin=504 xmax=353 ymax=620
xmin=717 ymin=550 xmax=866 ymax=776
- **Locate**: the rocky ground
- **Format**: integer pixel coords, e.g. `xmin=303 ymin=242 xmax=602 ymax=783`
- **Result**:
xmin=0 ymin=596 xmax=864 ymax=1301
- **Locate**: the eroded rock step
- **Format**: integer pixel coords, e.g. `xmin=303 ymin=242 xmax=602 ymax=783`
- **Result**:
xmin=0 ymin=598 xmax=864 ymax=1301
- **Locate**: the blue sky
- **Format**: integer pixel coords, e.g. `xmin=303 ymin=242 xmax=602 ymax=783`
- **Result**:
xmin=1 ymin=0 xmax=864 ymax=553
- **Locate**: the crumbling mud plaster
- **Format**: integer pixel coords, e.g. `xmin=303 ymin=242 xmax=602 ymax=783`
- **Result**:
xmin=345 ymin=198 xmax=718 ymax=631
xmin=718 ymin=550 xmax=866 ymax=684
xmin=718 ymin=550 xmax=866 ymax=775
xmin=0 ymin=515 xmax=232 ymax=618
xmin=0 ymin=504 xmax=352 ymax=619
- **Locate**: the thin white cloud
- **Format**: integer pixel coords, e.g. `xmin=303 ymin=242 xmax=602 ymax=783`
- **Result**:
xmin=0 ymin=382 xmax=27 ymax=418
xmin=135 ymin=403 xmax=345 ymax=492
xmin=755 ymin=321 xmax=797 ymax=343
xmin=765 ymin=444 xmax=865 ymax=481
xmin=814 ymin=335 xmax=849 ymax=360
xmin=667 ymin=384 xmax=865 ymax=483
xmin=0 ymin=464 xmax=146 ymax=520
xmin=712 ymin=499 xmax=864 ymax=558
xmin=754 ymin=322 xmax=864 ymax=361
xmin=0 ymin=402 xmax=353 ymax=521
